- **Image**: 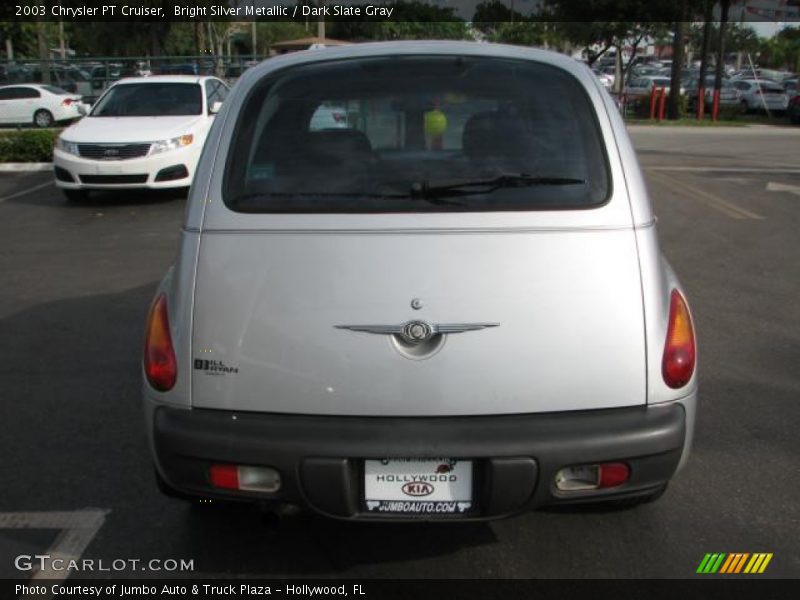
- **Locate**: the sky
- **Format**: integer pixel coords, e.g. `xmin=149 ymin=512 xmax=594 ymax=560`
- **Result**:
xmin=751 ymin=22 xmax=797 ymax=37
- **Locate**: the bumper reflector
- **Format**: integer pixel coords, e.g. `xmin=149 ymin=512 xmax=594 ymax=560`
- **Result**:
xmin=555 ymin=462 xmax=630 ymax=491
xmin=54 ymin=166 xmax=74 ymax=182
xmin=155 ymin=164 xmax=189 ymax=182
xmin=209 ymin=464 xmax=281 ymax=493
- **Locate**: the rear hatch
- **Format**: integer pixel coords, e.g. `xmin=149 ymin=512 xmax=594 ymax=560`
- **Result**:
xmin=190 ymin=53 xmax=646 ymax=416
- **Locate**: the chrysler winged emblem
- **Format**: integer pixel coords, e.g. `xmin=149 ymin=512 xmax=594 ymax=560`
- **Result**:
xmin=334 ymin=320 xmax=498 ymax=345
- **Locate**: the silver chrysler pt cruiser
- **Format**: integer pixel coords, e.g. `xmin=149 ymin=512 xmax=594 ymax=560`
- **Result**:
xmin=142 ymin=42 xmax=698 ymax=520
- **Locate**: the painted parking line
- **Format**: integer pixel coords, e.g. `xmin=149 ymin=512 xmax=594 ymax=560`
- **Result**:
xmin=0 ymin=509 xmax=108 ymax=583
xmin=0 ymin=181 xmax=54 ymax=204
xmin=766 ymin=182 xmax=800 ymax=197
xmin=646 ymin=169 xmax=764 ymax=220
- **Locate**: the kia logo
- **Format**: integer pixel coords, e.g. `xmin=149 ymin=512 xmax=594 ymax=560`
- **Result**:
xmin=402 ymin=482 xmax=434 ymax=497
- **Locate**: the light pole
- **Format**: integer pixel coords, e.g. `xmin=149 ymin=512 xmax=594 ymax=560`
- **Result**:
xmin=58 ymin=0 xmax=66 ymax=60
xmin=251 ymin=1 xmax=257 ymax=60
xmin=318 ymin=1 xmax=326 ymax=42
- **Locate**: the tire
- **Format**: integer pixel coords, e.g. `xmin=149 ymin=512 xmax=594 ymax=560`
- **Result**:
xmin=33 ymin=109 xmax=54 ymax=128
xmin=63 ymin=189 xmax=88 ymax=203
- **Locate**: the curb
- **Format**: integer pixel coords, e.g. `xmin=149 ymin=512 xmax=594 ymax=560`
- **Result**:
xmin=0 ymin=163 xmax=53 ymax=172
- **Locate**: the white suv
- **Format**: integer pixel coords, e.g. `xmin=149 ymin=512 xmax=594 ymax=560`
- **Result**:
xmin=142 ymin=42 xmax=698 ymax=520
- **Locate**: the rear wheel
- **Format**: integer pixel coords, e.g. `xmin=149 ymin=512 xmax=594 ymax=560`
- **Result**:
xmin=33 ymin=109 xmax=54 ymax=128
xmin=63 ymin=189 xmax=88 ymax=203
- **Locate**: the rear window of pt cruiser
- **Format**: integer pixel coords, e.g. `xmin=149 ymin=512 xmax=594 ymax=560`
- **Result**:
xmin=223 ymin=56 xmax=611 ymax=213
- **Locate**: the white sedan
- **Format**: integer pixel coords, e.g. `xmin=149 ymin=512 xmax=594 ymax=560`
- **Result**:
xmin=732 ymin=79 xmax=789 ymax=113
xmin=0 ymin=84 xmax=84 ymax=127
xmin=53 ymin=75 xmax=229 ymax=202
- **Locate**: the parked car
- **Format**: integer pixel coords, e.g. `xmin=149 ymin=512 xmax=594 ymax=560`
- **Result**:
xmin=788 ymin=94 xmax=800 ymax=125
xmin=53 ymin=76 xmax=229 ymax=201
xmin=24 ymin=65 xmax=90 ymax=97
xmin=630 ymin=65 xmax=663 ymax=78
xmin=595 ymin=65 xmax=616 ymax=88
xmin=624 ymin=76 xmax=684 ymax=100
xmin=783 ymin=78 xmax=798 ymax=99
xmin=0 ymin=84 xmax=84 ymax=127
xmin=593 ymin=71 xmax=614 ymax=89
xmin=685 ymin=76 xmax=742 ymax=110
xmin=142 ymin=42 xmax=698 ymax=520
xmin=0 ymin=64 xmax=33 ymax=84
xmin=309 ymin=102 xmax=350 ymax=129
xmin=87 ymin=64 xmax=122 ymax=93
xmin=158 ymin=63 xmax=198 ymax=76
xmin=630 ymin=56 xmax=662 ymax=69
xmin=732 ymin=79 xmax=789 ymax=113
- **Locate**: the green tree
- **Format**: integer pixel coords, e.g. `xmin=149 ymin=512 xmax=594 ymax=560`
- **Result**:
xmin=488 ymin=22 xmax=545 ymax=46
xmin=472 ymin=1 xmax=527 ymax=39
xmin=0 ymin=21 xmax=38 ymax=59
xmin=774 ymin=27 xmax=800 ymax=72
xmin=257 ymin=22 xmax=311 ymax=52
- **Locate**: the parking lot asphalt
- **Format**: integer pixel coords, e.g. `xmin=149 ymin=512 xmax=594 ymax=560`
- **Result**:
xmin=0 ymin=126 xmax=798 ymax=580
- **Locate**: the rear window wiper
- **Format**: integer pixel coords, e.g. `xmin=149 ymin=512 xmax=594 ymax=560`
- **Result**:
xmin=233 ymin=191 xmax=466 ymax=208
xmin=410 ymin=173 xmax=586 ymax=198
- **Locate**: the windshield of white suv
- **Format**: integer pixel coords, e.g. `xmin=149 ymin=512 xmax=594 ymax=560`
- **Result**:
xmin=224 ymin=56 xmax=610 ymax=213
xmin=91 ymin=82 xmax=202 ymax=117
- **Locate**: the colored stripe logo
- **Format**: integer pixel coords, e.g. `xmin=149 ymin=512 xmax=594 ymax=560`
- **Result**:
xmin=697 ymin=553 xmax=773 ymax=574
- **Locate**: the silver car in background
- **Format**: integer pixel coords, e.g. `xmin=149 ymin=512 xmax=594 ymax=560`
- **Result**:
xmin=143 ymin=42 xmax=698 ymax=521
xmin=733 ymin=79 xmax=790 ymax=113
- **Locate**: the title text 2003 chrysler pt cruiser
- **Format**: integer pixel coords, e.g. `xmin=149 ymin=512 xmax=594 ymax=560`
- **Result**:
xmin=143 ymin=42 xmax=697 ymax=520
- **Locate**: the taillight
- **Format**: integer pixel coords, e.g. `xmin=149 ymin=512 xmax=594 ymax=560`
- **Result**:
xmin=662 ymin=289 xmax=696 ymax=388
xmin=209 ymin=464 xmax=281 ymax=492
xmin=332 ymin=112 xmax=346 ymax=123
xmin=554 ymin=462 xmax=630 ymax=491
xmin=209 ymin=465 xmax=239 ymax=490
xmin=144 ymin=294 xmax=177 ymax=391
xmin=61 ymin=98 xmax=75 ymax=107
xmin=598 ymin=463 xmax=630 ymax=488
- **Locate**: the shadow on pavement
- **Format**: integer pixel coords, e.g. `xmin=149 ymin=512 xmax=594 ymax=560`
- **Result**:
xmin=177 ymin=503 xmax=497 ymax=574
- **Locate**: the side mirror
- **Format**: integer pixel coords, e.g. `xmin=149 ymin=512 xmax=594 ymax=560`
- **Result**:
xmin=209 ymin=101 xmax=222 ymax=115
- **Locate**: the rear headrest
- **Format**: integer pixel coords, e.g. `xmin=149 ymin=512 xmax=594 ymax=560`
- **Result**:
xmin=306 ymin=129 xmax=374 ymax=163
xmin=462 ymin=112 xmax=535 ymax=161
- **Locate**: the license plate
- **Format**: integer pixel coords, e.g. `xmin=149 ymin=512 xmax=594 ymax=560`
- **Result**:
xmin=363 ymin=458 xmax=473 ymax=515
xmin=95 ymin=164 xmax=123 ymax=174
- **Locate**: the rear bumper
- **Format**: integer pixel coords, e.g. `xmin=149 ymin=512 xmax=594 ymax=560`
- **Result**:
xmin=150 ymin=402 xmax=688 ymax=520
